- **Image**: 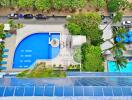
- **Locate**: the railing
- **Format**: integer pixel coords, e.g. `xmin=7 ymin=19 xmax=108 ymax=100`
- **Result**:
xmin=0 ymin=85 xmax=131 ymax=96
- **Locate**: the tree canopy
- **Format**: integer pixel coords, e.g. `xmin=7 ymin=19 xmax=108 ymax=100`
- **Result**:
xmin=35 ymin=0 xmax=51 ymax=11
xmin=67 ymin=12 xmax=102 ymax=45
xmin=108 ymin=0 xmax=130 ymax=12
xmin=108 ymin=0 xmax=120 ymax=12
xmin=112 ymin=12 xmax=123 ymax=23
xmin=90 ymin=0 xmax=106 ymax=9
xmin=81 ymin=43 xmax=104 ymax=72
xmin=18 ymin=0 xmax=35 ymax=8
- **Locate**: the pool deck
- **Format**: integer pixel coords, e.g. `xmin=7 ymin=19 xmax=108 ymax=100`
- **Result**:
xmin=2 ymin=24 xmax=78 ymax=72
xmin=16 ymin=24 xmax=69 ymax=46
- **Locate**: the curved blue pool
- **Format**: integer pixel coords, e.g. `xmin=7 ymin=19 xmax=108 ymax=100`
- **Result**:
xmin=108 ymin=61 xmax=132 ymax=72
xmin=13 ymin=32 xmax=60 ymax=68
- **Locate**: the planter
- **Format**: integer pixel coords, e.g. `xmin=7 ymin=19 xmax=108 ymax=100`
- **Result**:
xmin=67 ymin=69 xmax=80 ymax=71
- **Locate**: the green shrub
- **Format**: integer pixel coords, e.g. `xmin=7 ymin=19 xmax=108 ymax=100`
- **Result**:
xmin=16 ymin=70 xmax=29 ymax=77
xmin=108 ymin=0 xmax=130 ymax=12
xmin=81 ymin=43 xmax=104 ymax=72
xmin=90 ymin=0 xmax=106 ymax=9
xmin=18 ymin=0 xmax=35 ymax=8
xmin=35 ymin=0 xmax=51 ymax=11
xmin=108 ymin=0 xmax=120 ymax=12
xmin=66 ymin=12 xmax=102 ymax=46
xmin=66 ymin=23 xmax=81 ymax=35
xmin=16 ymin=67 xmax=66 ymax=78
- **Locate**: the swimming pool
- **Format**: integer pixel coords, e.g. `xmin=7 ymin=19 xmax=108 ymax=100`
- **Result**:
xmin=13 ymin=32 xmax=60 ymax=69
xmin=108 ymin=61 xmax=132 ymax=72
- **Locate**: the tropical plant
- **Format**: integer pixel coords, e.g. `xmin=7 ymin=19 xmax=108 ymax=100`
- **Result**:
xmin=114 ymin=56 xmax=127 ymax=71
xmin=52 ymin=0 xmax=63 ymax=10
xmin=104 ymin=27 xmax=127 ymax=70
xmin=66 ymin=23 xmax=81 ymax=35
xmin=81 ymin=43 xmax=104 ymax=72
xmin=67 ymin=12 xmax=102 ymax=45
xmin=119 ymin=0 xmax=130 ymax=10
xmin=35 ymin=0 xmax=51 ymax=11
xmin=108 ymin=0 xmax=120 ymax=12
xmin=7 ymin=19 xmax=17 ymax=29
xmin=128 ymin=3 xmax=132 ymax=10
xmin=112 ymin=12 xmax=123 ymax=23
xmin=18 ymin=0 xmax=35 ymax=8
xmin=0 ymin=0 xmax=6 ymax=7
xmin=90 ymin=0 xmax=106 ymax=9
xmin=0 ymin=23 xmax=5 ymax=39
xmin=17 ymin=23 xmax=24 ymax=29
xmin=63 ymin=0 xmax=87 ymax=10
xmin=16 ymin=62 xmax=66 ymax=78
xmin=108 ymin=0 xmax=130 ymax=12
xmin=0 ymin=43 xmax=5 ymax=50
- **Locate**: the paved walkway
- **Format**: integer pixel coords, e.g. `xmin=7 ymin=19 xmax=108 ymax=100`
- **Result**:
xmin=4 ymin=35 xmax=16 ymax=71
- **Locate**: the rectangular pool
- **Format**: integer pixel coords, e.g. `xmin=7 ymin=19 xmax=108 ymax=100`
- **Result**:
xmin=108 ymin=61 xmax=132 ymax=72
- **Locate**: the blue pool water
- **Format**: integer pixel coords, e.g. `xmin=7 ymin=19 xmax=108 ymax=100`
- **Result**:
xmin=13 ymin=33 xmax=60 ymax=69
xmin=108 ymin=61 xmax=132 ymax=72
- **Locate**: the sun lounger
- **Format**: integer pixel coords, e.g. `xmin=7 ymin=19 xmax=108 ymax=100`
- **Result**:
xmin=5 ymin=33 xmax=12 ymax=38
xmin=0 ymin=61 xmax=7 ymax=64
xmin=0 ymin=66 xmax=6 ymax=70
xmin=2 ymin=48 xmax=9 ymax=52
xmin=2 ymin=55 xmax=8 ymax=58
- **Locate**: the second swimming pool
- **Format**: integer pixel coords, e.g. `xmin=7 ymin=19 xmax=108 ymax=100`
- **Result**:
xmin=108 ymin=61 xmax=132 ymax=72
xmin=13 ymin=32 xmax=60 ymax=69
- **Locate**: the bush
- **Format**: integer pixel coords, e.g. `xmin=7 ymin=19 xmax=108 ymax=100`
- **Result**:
xmin=63 ymin=0 xmax=87 ymax=10
xmin=16 ymin=70 xmax=29 ymax=77
xmin=52 ymin=0 xmax=63 ymax=10
xmin=90 ymin=0 xmax=106 ymax=9
xmin=18 ymin=0 xmax=35 ymax=8
xmin=108 ymin=0 xmax=130 ymax=12
xmin=128 ymin=3 xmax=132 ymax=10
xmin=67 ymin=64 xmax=80 ymax=71
xmin=35 ymin=0 xmax=51 ymax=11
xmin=81 ymin=43 xmax=104 ymax=72
xmin=112 ymin=12 xmax=123 ymax=23
xmin=66 ymin=23 xmax=81 ymax=35
xmin=66 ymin=12 xmax=102 ymax=45
xmin=108 ymin=0 xmax=120 ymax=12
xmin=16 ymin=63 xmax=66 ymax=78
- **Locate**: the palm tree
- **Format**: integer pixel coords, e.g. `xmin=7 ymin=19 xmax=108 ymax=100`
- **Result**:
xmin=104 ymin=27 xmax=128 ymax=71
xmin=114 ymin=56 xmax=127 ymax=71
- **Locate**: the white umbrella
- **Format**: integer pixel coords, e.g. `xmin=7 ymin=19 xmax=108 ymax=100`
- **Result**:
xmin=0 ymin=39 xmax=3 ymax=42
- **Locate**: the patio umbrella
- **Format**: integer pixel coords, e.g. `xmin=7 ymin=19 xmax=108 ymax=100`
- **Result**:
xmin=129 ymin=36 xmax=132 ymax=42
xmin=128 ymin=31 xmax=132 ymax=36
xmin=0 ymin=39 xmax=3 ymax=42
xmin=123 ymin=35 xmax=129 ymax=43
xmin=115 ymin=37 xmax=121 ymax=42
xmin=116 ymin=34 xmax=129 ymax=43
